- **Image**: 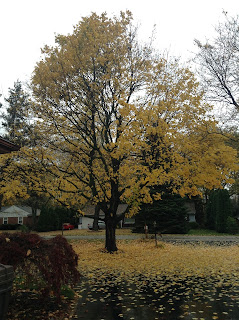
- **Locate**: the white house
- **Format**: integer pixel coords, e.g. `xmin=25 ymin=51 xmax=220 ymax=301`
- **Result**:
xmin=78 ymin=204 xmax=130 ymax=229
xmin=185 ymin=201 xmax=196 ymax=222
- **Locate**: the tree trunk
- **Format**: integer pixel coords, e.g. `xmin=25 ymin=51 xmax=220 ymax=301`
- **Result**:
xmin=0 ymin=194 xmax=3 ymax=211
xmin=105 ymin=218 xmax=117 ymax=252
xmin=31 ymin=207 xmax=37 ymax=230
xmin=194 ymin=197 xmax=205 ymax=227
xmin=93 ymin=203 xmax=100 ymax=231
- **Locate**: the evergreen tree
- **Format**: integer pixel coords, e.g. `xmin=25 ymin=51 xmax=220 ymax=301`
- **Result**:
xmin=36 ymin=205 xmax=77 ymax=232
xmin=36 ymin=206 xmax=57 ymax=232
xmin=1 ymin=80 xmax=32 ymax=146
xmin=134 ymin=187 xmax=189 ymax=234
xmin=206 ymin=189 xmax=232 ymax=233
xmin=54 ymin=206 xmax=77 ymax=229
xmin=216 ymin=189 xmax=232 ymax=233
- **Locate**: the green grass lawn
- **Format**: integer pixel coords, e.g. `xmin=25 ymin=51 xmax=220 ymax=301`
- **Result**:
xmin=1 ymin=227 xmax=239 ymax=237
xmin=40 ymin=227 xmax=239 ymax=237
xmin=30 ymin=228 xmax=136 ymax=237
xmin=0 ymin=227 xmax=136 ymax=236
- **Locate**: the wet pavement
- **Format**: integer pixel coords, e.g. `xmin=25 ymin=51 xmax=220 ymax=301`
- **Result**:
xmin=71 ymin=276 xmax=239 ymax=320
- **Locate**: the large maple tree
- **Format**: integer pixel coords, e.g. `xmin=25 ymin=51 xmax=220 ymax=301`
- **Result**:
xmin=26 ymin=12 xmax=238 ymax=252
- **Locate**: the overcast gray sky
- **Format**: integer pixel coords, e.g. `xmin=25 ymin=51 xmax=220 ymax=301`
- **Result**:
xmin=0 ymin=0 xmax=238 ymax=98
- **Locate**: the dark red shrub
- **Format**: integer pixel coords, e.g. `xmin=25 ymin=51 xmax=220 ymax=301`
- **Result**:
xmin=0 ymin=233 xmax=80 ymax=300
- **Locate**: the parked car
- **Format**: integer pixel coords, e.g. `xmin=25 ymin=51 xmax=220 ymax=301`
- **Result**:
xmin=88 ymin=221 xmax=105 ymax=230
xmin=62 ymin=223 xmax=75 ymax=230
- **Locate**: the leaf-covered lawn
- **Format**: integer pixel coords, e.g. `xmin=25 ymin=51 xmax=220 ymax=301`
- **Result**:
xmin=73 ymin=239 xmax=239 ymax=278
xmin=71 ymin=240 xmax=239 ymax=320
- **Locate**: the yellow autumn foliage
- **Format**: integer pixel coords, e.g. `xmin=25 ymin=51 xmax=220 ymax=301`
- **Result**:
xmin=27 ymin=12 xmax=239 ymax=218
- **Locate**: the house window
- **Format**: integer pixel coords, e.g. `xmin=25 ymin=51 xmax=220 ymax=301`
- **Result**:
xmin=3 ymin=217 xmax=8 ymax=225
xmin=18 ymin=217 xmax=23 ymax=225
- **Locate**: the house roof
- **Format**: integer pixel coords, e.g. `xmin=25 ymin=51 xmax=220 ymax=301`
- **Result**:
xmin=0 ymin=137 xmax=20 ymax=154
xmin=81 ymin=204 xmax=128 ymax=216
xmin=0 ymin=205 xmax=41 ymax=218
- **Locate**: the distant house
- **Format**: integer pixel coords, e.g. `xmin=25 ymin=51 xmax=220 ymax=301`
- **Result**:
xmin=78 ymin=204 xmax=132 ymax=229
xmin=78 ymin=201 xmax=196 ymax=230
xmin=0 ymin=205 xmax=41 ymax=227
xmin=185 ymin=201 xmax=196 ymax=222
xmin=0 ymin=137 xmax=20 ymax=154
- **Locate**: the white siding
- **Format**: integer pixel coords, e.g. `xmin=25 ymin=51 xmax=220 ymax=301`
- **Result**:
xmin=80 ymin=217 xmax=94 ymax=229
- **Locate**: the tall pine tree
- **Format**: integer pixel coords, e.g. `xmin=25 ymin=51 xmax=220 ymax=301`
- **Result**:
xmin=206 ymin=189 xmax=232 ymax=233
xmin=134 ymin=186 xmax=190 ymax=234
xmin=1 ymin=80 xmax=32 ymax=146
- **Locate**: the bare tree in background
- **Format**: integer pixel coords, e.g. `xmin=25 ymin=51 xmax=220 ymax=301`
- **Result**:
xmin=194 ymin=13 xmax=239 ymax=128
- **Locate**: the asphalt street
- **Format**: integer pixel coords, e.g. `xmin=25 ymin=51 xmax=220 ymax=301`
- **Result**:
xmin=43 ymin=233 xmax=239 ymax=245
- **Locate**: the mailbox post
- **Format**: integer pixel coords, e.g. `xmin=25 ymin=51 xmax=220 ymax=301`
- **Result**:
xmin=153 ymin=221 xmax=158 ymax=247
xmin=144 ymin=224 xmax=148 ymax=239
